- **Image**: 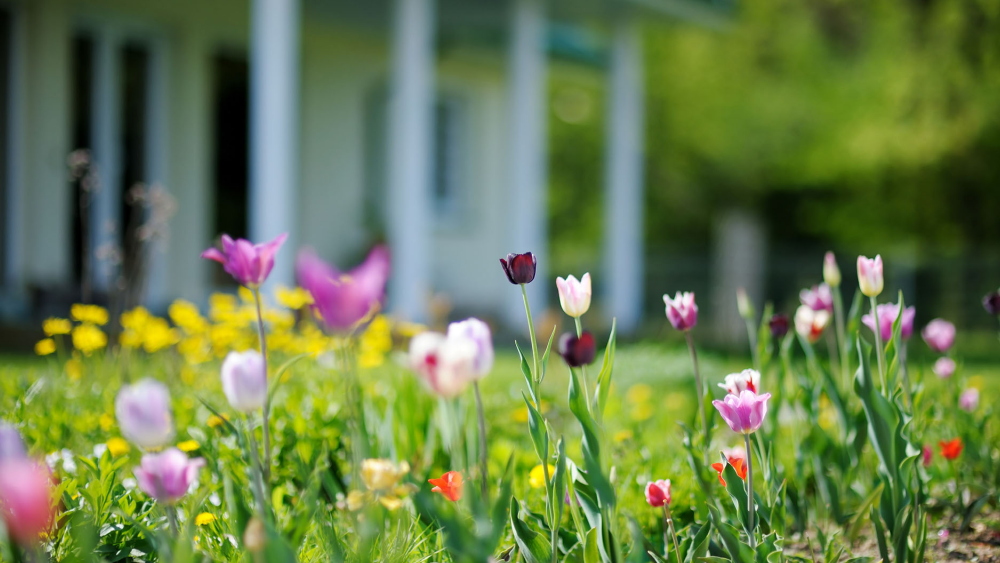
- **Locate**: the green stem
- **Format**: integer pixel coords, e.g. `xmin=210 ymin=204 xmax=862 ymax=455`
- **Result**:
xmin=900 ymin=341 xmax=913 ymax=411
xmin=245 ymin=415 xmax=269 ymax=518
xmin=744 ymin=433 xmax=756 ymax=550
xmin=832 ymin=287 xmax=848 ymax=387
xmin=165 ymin=505 xmax=179 ymax=537
xmin=473 ymin=381 xmax=489 ymax=499
xmin=574 ymin=317 xmax=592 ymax=413
xmin=664 ymin=504 xmax=682 ymax=563
xmin=252 ymin=289 xmax=271 ymax=483
xmin=744 ymin=318 xmax=760 ymax=373
xmin=521 ymin=284 xmax=541 ymax=387
xmin=685 ymin=331 xmax=709 ymax=451
xmin=869 ymin=296 xmax=887 ymax=395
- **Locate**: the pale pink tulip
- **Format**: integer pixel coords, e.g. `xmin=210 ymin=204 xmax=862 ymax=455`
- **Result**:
xmin=932 ymin=357 xmax=956 ymax=379
xmin=922 ymin=319 xmax=955 ymax=353
xmin=556 ymin=273 xmax=592 ymax=318
xmin=718 ymin=369 xmax=760 ymax=396
xmin=857 ymin=255 xmax=884 ymax=297
xmin=134 ymin=448 xmax=205 ymax=504
xmin=663 ymin=292 xmax=698 ymax=331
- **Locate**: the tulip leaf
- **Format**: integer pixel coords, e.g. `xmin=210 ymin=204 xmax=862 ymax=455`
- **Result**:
xmin=522 ymin=393 xmax=548 ymax=467
xmin=594 ymin=319 xmax=618 ymax=421
xmin=891 ymin=504 xmax=913 ymax=563
xmin=516 ymin=342 xmax=537 ymax=404
xmin=709 ymin=506 xmax=755 ymax=563
xmin=568 ymin=367 xmax=615 ymax=509
xmin=755 ymin=531 xmax=782 ymax=563
xmin=853 ymin=338 xmax=904 ymax=482
xmin=266 ymin=352 xmax=310 ymax=408
xmin=846 ymin=482 xmax=884 ymax=543
xmin=540 ymin=325 xmax=558 ymax=382
xmin=721 ymin=456 xmax=752 ymax=536
xmin=870 ymin=505 xmax=889 ymax=563
xmin=570 ymin=463 xmax=602 ymax=530
xmin=553 ymin=437 xmax=567 ymax=545
xmin=510 ymin=497 xmax=553 ymax=563
xmin=685 ymin=522 xmax=713 ymax=563
xmin=583 ymin=527 xmax=600 ymax=563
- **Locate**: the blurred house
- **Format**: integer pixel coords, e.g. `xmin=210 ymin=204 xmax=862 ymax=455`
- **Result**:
xmin=0 ymin=0 xmax=725 ymax=334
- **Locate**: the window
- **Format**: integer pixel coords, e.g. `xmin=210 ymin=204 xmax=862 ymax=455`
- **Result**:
xmin=432 ymin=95 xmax=466 ymax=224
xmin=210 ymin=52 xmax=249 ymax=251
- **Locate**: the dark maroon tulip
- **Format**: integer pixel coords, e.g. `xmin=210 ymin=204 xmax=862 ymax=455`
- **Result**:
xmin=559 ymin=331 xmax=596 ymax=368
xmin=769 ymin=314 xmax=790 ymax=338
xmin=500 ymin=252 xmax=537 ymax=285
xmin=983 ymin=291 xmax=1000 ymax=316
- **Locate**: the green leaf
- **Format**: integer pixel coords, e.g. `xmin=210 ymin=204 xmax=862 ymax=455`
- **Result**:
xmin=266 ymin=353 xmax=310 ymax=409
xmin=523 ymin=393 xmax=548 ymax=464
xmin=553 ymin=437 xmax=568 ymax=548
xmin=709 ymin=506 xmax=755 ymax=563
xmin=516 ymin=342 xmax=536 ymax=404
xmin=847 ymin=482 xmax=884 ymax=543
xmin=869 ymin=506 xmax=889 ymax=563
xmin=583 ymin=528 xmax=600 ymax=563
xmin=540 ymin=325 xmax=558 ymax=382
xmin=721 ymin=456 xmax=752 ymax=536
xmin=853 ymin=338 xmax=903 ymax=481
xmin=568 ymin=367 xmax=615 ymax=508
xmin=685 ymin=522 xmax=712 ymax=563
xmin=891 ymin=505 xmax=912 ymax=563
xmin=594 ymin=319 xmax=618 ymax=421
xmin=510 ymin=497 xmax=553 ymax=563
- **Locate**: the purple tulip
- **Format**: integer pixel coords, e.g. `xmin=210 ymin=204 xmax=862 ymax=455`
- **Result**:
xmin=799 ymin=283 xmax=833 ymax=312
xmin=959 ymin=388 xmax=979 ymax=412
xmin=558 ymin=331 xmax=596 ymax=368
xmin=769 ymin=314 xmax=789 ymax=338
xmin=663 ymin=292 xmax=698 ymax=331
xmin=0 ymin=424 xmax=26 ymax=462
xmin=446 ymin=318 xmax=494 ymax=379
xmin=921 ymin=319 xmax=955 ymax=353
xmin=221 ymin=350 xmax=267 ymax=412
xmin=296 ymin=246 xmax=390 ymax=331
xmin=861 ymin=302 xmax=915 ymax=342
xmin=933 ymin=357 xmax=956 ymax=379
xmin=983 ymin=291 xmax=1000 ymax=315
xmin=115 ymin=379 xmax=175 ymax=449
xmin=202 ymin=233 xmax=288 ymax=289
xmin=134 ymin=448 xmax=205 ymax=504
xmin=500 ymin=252 xmax=537 ymax=285
xmin=712 ymin=389 xmax=771 ymax=435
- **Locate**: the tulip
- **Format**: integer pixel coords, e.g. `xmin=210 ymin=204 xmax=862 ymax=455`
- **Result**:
xmin=799 ymin=283 xmax=833 ymax=312
xmin=960 ymin=388 xmax=979 ymax=412
xmin=428 ymin=471 xmax=463 ymax=502
xmin=555 ymin=273 xmax=592 ymax=318
xmin=711 ymin=456 xmax=747 ymax=487
xmin=983 ymin=291 xmax=1000 ymax=315
xmin=794 ymin=305 xmax=830 ymax=343
xmin=0 ymin=423 xmax=26 ymax=461
xmin=558 ymin=331 xmax=596 ymax=368
xmin=499 ymin=252 xmax=537 ymax=285
xmin=115 ymin=378 xmax=175 ymax=449
xmin=922 ymin=319 xmax=955 ymax=353
xmin=644 ymin=479 xmax=671 ymax=507
xmin=736 ymin=288 xmax=754 ymax=321
xmin=663 ymin=292 xmax=698 ymax=331
xmin=134 ymin=448 xmax=205 ymax=504
xmin=861 ymin=302 xmax=915 ymax=342
xmin=857 ymin=255 xmax=884 ymax=298
xmin=922 ymin=445 xmax=932 ymax=467
xmin=718 ymin=369 xmax=760 ymax=396
xmin=933 ymin=357 xmax=956 ymax=379
xmin=768 ymin=314 xmax=789 ymax=338
xmin=446 ymin=318 xmax=494 ymax=379
xmin=408 ymin=332 xmax=478 ymax=398
xmin=361 ymin=459 xmax=410 ymax=492
xmin=939 ymin=438 xmax=963 ymax=461
xmin=0 ymin=459 xmax=55 ymax=546
xmin=823 ymin=252 xmax=841 ymax=287
xmin=296 ymin=246 xmax=390 ymax=331
xmin=220 ymin=350 xmax=267 ymax=412
xmin=201 ymin=233 xmax=288 ymax=288
xmin=712 ymin=390 xmax=771 ymax=435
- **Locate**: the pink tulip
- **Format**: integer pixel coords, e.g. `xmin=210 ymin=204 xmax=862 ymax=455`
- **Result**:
xmin=823 ymin=252 xmax=841 ymax=287
xmin=644 ymin=479 xmax=671 ymax=507
xmin=922 ymin=319 xmax=955 ymax=353
xmin=408 ymin=332 xmax=478 ymax=398
xmin=0 ymin=423 xmax=26 ymax=461
xmin=663 ymin=292 xmax=698 ymax=331
xmin=556 ymin=273 xmax=592 ymax=318
xmin=296 ymin=246 xmax=390 ymax=331
xmin=799 ymin=283 xmax=833 ymax=312
xmin=960 ymin=388 xmax=979 ymax=412
xmin=712 ymin=389 xmax=771 ymax=435
xmin=922 ymin=445 xmax=932 ymax=467
xmin=134 ymin=448 xmax=206 ymax=504
xmin=115 ymin=378 xmax=175 ymax=449
xmin=718 ymin=369 xmax=760 ymax=396
xmin=857 ymin=255 xmax=884 ymax=297
xmin=794 ymin=305 xmax=830 ymax=343
xmin=446 ymin=318 xmax=494 ymax=379
xmin=221 ymin=350 xmax=267 ymax=412
xmin=932 ymin=357 xmax=955 ymax=379
xmin=0 ymin=459 xmax=56 ymax=545
xmin=202 ymin=233 xmax=288 ymax=289
xmin=862 ymin=302 xmax=915 ymax=342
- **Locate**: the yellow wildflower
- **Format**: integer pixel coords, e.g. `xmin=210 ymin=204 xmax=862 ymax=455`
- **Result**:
xmin=65 ymin=358 xmax=83 ymax=380
xmin=142 ymin=317 xmax=180 ymax=353
xmin=207 ymin=413 xmax=230 ymax=428
xmin=177 ymin=440 xmax=200 ymax=452
xmin=238 ymin=286 xmax=256 ymax=303
xmin=35 ymin=339 xmax=56 ymax=356
xmin=169 ymin=299 xmax=208 ymax=333
xmin=42 ymin=318 xmax=72 ymax=336
xmin=208 ymin=293 xmax=238 ymax=321
xmin=72 ymin=324 xmax=107 ymax=354
xmin=99 ymin=413 xmax=115 ymax=432
xmin=121 ymin=306 xmax=151 ymax=331
xmin=70 ymin=304 xmax=109 ymax=326
xmin=630 ymin=402 xmax=654 ymax=422
xmin=195 ymin=513 xmax=216 ymax=526
xmin=395 ymin=321 xmax=427 ymax=338
xmin=529 ymin=464 xmax=556 ymax=489
xmin=626 ymin=383 xmax=653 ymax=405
xmin=968 ymin=375 xmax=984 ymax=389
xmin=106 ymin=437 xmax=130 ymax=457
xmin=178 ymin=336 xmax=211 ymax=365
xmin=276 ymin=286 xmax=314 ymax=310
xmin=613 ymin=429 xmax=634 ymax=443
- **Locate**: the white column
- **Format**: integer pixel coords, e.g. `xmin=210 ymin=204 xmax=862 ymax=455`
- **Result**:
xmin=143 ymin=38 xmax=171 ymax=308
xmin=6 ymin=6 xmax=27 ymax=290
xmin=249 ymin=0 xmax=300 ymax=288
xmin=90 ymin=29 xmax=123 ymax=292
xmin=386 ymin=0 xmax=435 ymax=322
xmin=505 ymin=0 xmax=548 ymax=330
xmin=604 ymin=12 xmax=645 ymax=333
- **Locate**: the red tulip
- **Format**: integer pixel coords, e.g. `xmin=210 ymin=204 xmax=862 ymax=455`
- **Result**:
xmin=711 ymin=456 xmax=747 ymax=487
xmin=499 ymin=252 xmax=537 ymax=285
xmin=939 ymin=438 xmax=963 ymax=461
xmin=428 ymin=471 xmax=463 ymax=502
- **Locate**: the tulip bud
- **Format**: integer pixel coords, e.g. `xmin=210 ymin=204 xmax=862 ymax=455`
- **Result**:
xmin=644 ymin=479 xmax=671 ymax=507
xmin=959 ymin=388 xmax=979 ymax=412
xmin=556 ymin=273 xmax=592 ymax=318
xmin=736 ymin=288 xmax=754 ymax=321
xmin=932 ymin=357 xmax=955 ymax=379
xmin=799 ymin=284 xmax=833 ymax=312
xmin=921 ymin=319 xmax=955 ymax=353
xmin=922 ymin=445 xmax=932 ymax=467
xmin=768 ymin=314 xmax=789 ymax=338
xmin=499 ymin=252 xmax=537 ymax=285
xmin=663 ymin=292 xmax=698 ymax=331
xmin=823 ymin=252 xmax=841 ymax=287
xmin=857 ymin=255 xmax=884 ymax=298
xmin=558 ymin=331 xmax=596 ymax=368
xmin=0 ymin=423 xmax=26 ymax=462
xmin=115 ymin=378 xmax=175 ymax=449
xmin=862 ymin=302 xmax=915 ymax=342
xmin=983 ymin=290 xmax=1000 ymax=315
xmin=221 ymin=350 xmax=267 ymax=412
xmin=0 ymin=459 xmax=56 ymax=546
xmin=134 ymin=448 xmax=205 ymax=504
